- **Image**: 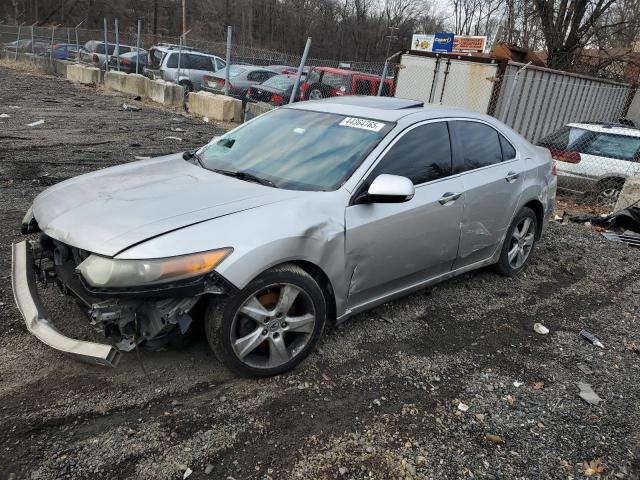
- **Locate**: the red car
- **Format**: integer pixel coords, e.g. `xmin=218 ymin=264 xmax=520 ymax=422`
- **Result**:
xmin=300 ymin=66 xmax=394 ymax=100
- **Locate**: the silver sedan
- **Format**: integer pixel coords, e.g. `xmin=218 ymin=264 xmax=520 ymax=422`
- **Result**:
xmin=12 ymin=96 xmax=556 ymax=377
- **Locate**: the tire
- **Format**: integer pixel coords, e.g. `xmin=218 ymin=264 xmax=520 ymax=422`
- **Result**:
xmin=205 ymin=264 xmax=326 ymax=377
xmin=493 ymin=207 xmax=538 ymax=277
xmin=178 ymin=80 xmax=194 ymax=93
xmin=307 ymin=83 xmax=329 ymax=100
xmin=591 ymin=178 xmax=624 ymax=210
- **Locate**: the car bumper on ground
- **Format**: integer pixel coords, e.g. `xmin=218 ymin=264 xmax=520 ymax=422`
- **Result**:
xmin=11 ymin=240 xmax=121 ymax=367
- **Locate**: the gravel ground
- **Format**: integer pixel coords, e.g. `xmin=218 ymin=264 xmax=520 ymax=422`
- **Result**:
xmin=1 ymin=66 xmax=640 ymax=480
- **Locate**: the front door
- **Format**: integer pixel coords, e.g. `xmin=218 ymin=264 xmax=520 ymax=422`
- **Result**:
xmin=345 ymin=121 xmax=464 ymax=309
xmin=450 ymin=120 xmax=525 ymax=268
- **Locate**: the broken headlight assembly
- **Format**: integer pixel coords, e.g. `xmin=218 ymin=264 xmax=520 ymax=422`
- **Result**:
xmin=76 ymin=248 xmax=233 ymax=288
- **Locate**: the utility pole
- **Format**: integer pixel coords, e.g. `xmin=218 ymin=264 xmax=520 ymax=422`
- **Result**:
xmin=182 ymin=0 xmax=187 ymax=37
xmin=384 ymin=25 xmax=399 ymax=59
xmin=153 ymin=0 xmax=158 ymax=42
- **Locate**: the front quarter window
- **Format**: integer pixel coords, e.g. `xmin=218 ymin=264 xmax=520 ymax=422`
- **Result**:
xmin=198 ymin=109 xmax=394 ymax=191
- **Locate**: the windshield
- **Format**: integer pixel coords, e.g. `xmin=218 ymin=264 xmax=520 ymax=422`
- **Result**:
xmin=198 ymin=108 xmax=394 ymax=191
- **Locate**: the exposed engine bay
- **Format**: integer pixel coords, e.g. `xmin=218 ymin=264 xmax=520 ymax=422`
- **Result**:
xmin=30 ymin=234 xmax=223 ymax=352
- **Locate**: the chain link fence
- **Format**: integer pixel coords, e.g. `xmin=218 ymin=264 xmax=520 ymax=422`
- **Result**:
xmin=2 ymin=23 xmax=639 ymax=211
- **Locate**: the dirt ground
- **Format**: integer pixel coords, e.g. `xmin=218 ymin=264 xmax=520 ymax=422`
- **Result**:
xmin=1 ymin=66 xmax=640 ymax=480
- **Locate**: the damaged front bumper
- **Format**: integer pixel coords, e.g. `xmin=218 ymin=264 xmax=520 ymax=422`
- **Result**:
xmin=11 ymin=241 xmax=122 ymax=367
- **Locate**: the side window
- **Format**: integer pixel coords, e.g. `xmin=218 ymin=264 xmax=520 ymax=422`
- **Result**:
xmin=248 ymin=71 xmax=274 ymax=82
xmin=454 ymin=121 xmax=503 ymax=172
xmin=369 ymin=122 xmax=452 ymax=185
xmin=355 ymin=79 xmax=373 ymax=95
xmin=215 ymin=58 xmax=226 ymax=70
xmin=323 ymin=72 xmax=347 ymax=89
xmin=189 ymin=54 xmax=213 ymax=71
xmin=500 ymin=134 xmax=516 ymax=160
xmin=166 ymin=53 xmax=178 ymax=68
xmin=306 ymin=69 xmax=321 ymax=84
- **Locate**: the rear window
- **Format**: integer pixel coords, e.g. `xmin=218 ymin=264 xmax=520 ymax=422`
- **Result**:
xmin=149 ymin=49 xmax=164 ymax=69
xmin=539 ymin=126 xmax=640 ymax=161
xmin=262 ymin=75 xmax=293 ymax=90
xmin=229 ymin=65 xmax=247 ymax=77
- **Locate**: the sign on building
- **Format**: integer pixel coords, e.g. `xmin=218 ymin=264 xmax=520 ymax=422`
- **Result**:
xmin=453 ymin=36 xmax=487 ymax=53
xmin=432 ymin=32 xmax=455 ymax=53
xmin=411 ymin=34 xmax=435 ymax=52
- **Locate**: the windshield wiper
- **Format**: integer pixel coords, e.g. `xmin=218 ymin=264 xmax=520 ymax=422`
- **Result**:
xmin=212 ymin=169 xmax=277 ymax=188
xmin=183 ymin=149 xmax=205 ymax=168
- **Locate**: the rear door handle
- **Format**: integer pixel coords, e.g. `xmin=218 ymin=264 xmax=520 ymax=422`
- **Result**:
xmin=505 ymin=171 xmax=520 ymax=183
xmin=438 ymin=192 xmax=462 ymax=205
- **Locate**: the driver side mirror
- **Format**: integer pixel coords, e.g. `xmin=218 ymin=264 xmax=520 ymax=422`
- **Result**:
xmin=355 ymin=174 xmax=415 ymax=204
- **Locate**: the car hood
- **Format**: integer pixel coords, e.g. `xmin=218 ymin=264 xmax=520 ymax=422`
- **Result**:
xmin=33 ymin=153 xmax=300 ymax=257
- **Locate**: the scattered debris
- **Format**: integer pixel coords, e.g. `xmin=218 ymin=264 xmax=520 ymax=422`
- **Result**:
xmin=577 ymin=363 xmax=594 ymax=375
xmin=338 ymin=466 xmax=348 ymax=475
xmin=26 ymin=119 xmax=44 ymax=127
xmin=8 ymin=105 xmax=20 ymax=109
xmin=164 ymin=136 xmax=183 ymax=141
xmin=505 ymin=394 xmax=516 ymax=406
xmin=534 ymin=323 xmax=550 ymax=335
xmin=485 ymin=434 xmax=504 ymax=445
xmin=204 ymin=464 xmax=214 ymax=475
xmin=415 ymin=455 xmax=426 ymax=467
xmin=580 ymin=329 xmax=605 ymax=349
xmin=582 ymin=458 xmax=605 ymax=477
xmin=171 ymin=127 xmax=186 ymax=132
xmin=513 ymin=381 xmax=524 ymax=388
xmin=571 ymin=207 xmax=640 ymax=233
xmin=203 ymin=116 xmax=210 ymax=123
xmin=532 ymin=382 xmax=545 ymax=390
xmin=134 ymin=155 xmax=152 ymax=160
xmin=183 ymin=467 xmax=193 ymax=479
xmin=475 ymin=413 xmax=485 ymax=422
xmin=122 ymin=103 xmax=141 ymax=112
xmin=132 ymin=95 xmax=142 ymax=101
xmin=578 ymin=382 xmax=603 ymax=406
xmin=372 ymin=398 xmax=381 ymax=407
xmin=601 ymin=231 xmax=640 ymax=247
xmin=0 ymin=113 xmax=10 ymax=118
xmin=623 ymin=339 xmax=640 ymax=355
xmin=457 ymin=402 xmax=469 ymax=412
xmin=171 ymin=400 xmax=183 ymax=407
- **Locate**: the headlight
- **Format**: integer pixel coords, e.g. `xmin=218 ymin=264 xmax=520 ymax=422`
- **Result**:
xmin=77 ymin=248 xmax=233 ymax=288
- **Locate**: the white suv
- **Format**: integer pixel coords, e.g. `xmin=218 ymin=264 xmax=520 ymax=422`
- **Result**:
xmin=538 ymin=122 xmax=640 ymax=208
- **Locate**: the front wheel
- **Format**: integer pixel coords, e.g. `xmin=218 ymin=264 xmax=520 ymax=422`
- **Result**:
xmin=493 ymin=207 xmax=538 ymax=276
xmin=205 ymin=264 xmax=326 ymax=377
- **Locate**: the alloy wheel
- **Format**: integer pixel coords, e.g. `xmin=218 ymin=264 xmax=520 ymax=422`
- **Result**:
xmin=230 ymin=283 xmax=316 ymax=369
xmin=595 ymin=187 xmax=620 ymax=210
xmin=308 ymin=89 xmax=323 ymax=100
xmin=507 ymin=217 xmax=535 ymax=269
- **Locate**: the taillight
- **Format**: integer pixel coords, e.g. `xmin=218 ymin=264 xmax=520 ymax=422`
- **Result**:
xmin=271 ymin=94 xmax=283 ymax=106
xmin=217 ymin=78 xmax=225 ymax=89
xmin=550 ymin=148 xmax=581 ymax=164
xmin=92 ymin=54 xmax=99 ymax=62
xmin=202 ymin=75 xmax=211 ymax=84
xmin=551 ymin=160 xmax=557 ymax=176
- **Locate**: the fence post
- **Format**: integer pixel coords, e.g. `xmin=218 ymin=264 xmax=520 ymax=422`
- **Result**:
xmin=67 ymin=27 xmax=70 ymax=45
xmin=377 ymin=51 xmax=401 ymax=96
xmin=289 ymin=37 xmax=311 ymax=104
xmin=502 ymin=61 xmax=531 ymax=123
xmin=74 ymin=19 xmax=85 ymax=64
xmin=49 ymin=25 xmax=56 ymax=62
xmin=103 ymin=18 xmax=109 ymax=72
xmin=224 ymin=26 xmax=232 ymax=96
xmin=135 ymin=19 xmax=142 ymax=74
xmin=31 ymin=25 xmax=34 ymax=55
xmin=176 ymin=35 xmax=183 ymax=85
xmin=114 ymin=18 xmax=120 ymax=72
xmin=15 ymin=23 xmax=22 ymax=61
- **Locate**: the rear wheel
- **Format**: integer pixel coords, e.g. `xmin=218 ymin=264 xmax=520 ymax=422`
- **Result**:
xmin=493 ymin=207 xmax=538 ymax=276
xmin=205 ymin=264 xmax=326 ymax=377
xmin=307 ymin=83 xmax=329 ymax=100
xmin=592 ymin=178 xmax=624 ymax=210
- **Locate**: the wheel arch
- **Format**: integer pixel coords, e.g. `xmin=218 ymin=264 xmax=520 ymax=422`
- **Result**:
xmin=522 ymin=198 xmax=544 ymax=239
xmin=277 ymin=260 xmax=337 ymax=322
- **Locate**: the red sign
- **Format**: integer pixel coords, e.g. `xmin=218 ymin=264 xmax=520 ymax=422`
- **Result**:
xmin=453 ymin=36 xmax=487 ymax=53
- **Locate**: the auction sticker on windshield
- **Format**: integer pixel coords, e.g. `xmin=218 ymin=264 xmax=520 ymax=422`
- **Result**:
xmin=339 ymin=117 xmax=386 ymax=132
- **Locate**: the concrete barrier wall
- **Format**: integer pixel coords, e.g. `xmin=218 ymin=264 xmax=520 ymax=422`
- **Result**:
xmin=188 ymin=91 xmax=242 ymax=122
xmin=67 ymin=64 xmax=101 ymax=85
xmin=147 ymin=79 xmax=185 ymax=107
xmin=104 ymin=71 xmax=148 ymax=97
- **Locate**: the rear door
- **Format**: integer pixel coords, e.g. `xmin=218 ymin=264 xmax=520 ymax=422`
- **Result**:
xmin=186 ymin=54 xmax=216 ymax=89
xmin=345 ymin=121 xmax=464 ymax=309
xmin=450 ymin=120 xmax=524 ymax=269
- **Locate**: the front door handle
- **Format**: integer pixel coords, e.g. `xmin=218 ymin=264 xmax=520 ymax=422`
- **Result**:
xmin=438 ymin=192 xmax=462 ymax=205
xmin=505 ymin=171 xmax=520 ymax=183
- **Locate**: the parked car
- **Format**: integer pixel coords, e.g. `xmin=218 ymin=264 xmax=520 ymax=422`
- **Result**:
xmin=245 ymin=74 xmax=301 ymax=106
xmin=300 ymin=66 xmax=394 ymax=100
xmin=201 ymin=65 xmax=279 ymax=98
xmin=145 ymin=44 xmax=226 ymax=91
xmin=13 ymin=96 xmax=556 ymax=377
xmin=49 ymin=43 xmax=80 ymax=60
xmin=108 ymin=50 xmax=148 ymax=74
xmin=537 ymin=122 xmax=640 ymax=208
xmin=267 ymin=65 xmax=301 ymax=75
xmin=4 ymin=39 xmax=50 ymax=55
xmin=80 ymin=40 xmax=136 ymax=68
